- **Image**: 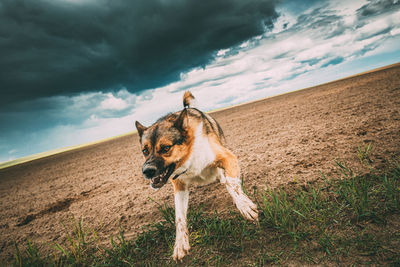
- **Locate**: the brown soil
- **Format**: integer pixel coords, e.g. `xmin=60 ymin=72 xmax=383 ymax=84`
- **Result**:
xmin=0 ymin=63 xmax=399 ymax=262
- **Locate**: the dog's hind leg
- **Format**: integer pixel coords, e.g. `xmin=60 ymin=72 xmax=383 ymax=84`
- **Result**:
xmin=172 ymin=179 xmax=190 ymax=261
xmin=217 ymin=149 xmax=258 ymax=222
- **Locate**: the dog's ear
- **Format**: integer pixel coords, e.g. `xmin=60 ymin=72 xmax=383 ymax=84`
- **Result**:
xmin=174 ymin=109 xmax=188 ymax=130
xmin=135 ymin=121 xmax=147 ymax=137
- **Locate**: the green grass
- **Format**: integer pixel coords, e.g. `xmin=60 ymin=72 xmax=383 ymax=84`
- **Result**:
xmin=12 ymin=149 xmax=400 ymax=266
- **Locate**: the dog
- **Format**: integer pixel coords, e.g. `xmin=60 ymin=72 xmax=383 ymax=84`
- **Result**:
xmin=135 ymin=91 xmax=258 ymax=261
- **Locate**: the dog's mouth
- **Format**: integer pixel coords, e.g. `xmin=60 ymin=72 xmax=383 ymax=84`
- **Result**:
xmin=150 ymin=163 xmax=176 ymax=189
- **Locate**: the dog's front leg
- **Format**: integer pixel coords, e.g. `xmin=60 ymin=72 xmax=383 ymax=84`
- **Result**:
xmin=218 ymin=149 xmax=259 ymax=222
xmin=224 ymin=175 xmax=258 ymax=221
xmin=172 ymin=179 xmax=190 ymax=261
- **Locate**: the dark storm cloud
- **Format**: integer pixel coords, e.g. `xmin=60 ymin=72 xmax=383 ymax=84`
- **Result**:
xmin=0 ymin=0 xmax=278 ymax=109
xmin=293 ymin=7 xmax=345 ymax=38
xmin=357 ymin=0 xmax=400 ymax=17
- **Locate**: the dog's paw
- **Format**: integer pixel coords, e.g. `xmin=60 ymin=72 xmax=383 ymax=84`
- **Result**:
xmin=236 ymin=196 xmax=258 ymax=222
xmin=173 ymin=239 xmax=190 ymax=262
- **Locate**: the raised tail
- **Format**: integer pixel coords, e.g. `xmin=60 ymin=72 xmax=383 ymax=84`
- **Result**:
xmin=183 ymin=91 xmax=197 ymax=108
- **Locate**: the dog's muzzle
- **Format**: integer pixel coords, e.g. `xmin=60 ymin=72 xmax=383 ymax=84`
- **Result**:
xmin=142 ymin=163 xmax=176 ymax=189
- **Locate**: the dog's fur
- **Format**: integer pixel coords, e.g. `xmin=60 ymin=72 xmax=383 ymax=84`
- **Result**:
xmin=135 ymin=91 xmax=258 ymax=261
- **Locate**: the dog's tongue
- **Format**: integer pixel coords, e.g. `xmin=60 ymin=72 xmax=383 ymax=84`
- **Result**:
xmin=151 ymin=176 xmax=160 ymax=184
xmin=151 ymin=176 xmax=165 ymax=189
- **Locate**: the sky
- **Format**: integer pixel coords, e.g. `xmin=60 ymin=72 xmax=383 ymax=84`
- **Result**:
xmin=0 ymin=0 xmax=400 ymax=163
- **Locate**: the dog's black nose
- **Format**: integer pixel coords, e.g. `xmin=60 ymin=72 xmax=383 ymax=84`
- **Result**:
xmin=143 ymin=166 xmax=157 ymax=179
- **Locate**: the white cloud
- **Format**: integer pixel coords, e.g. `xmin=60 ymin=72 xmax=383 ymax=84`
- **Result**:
xmin=8 ymin=149 xmax=17 ymax=154
xmin=391 ymin=28 xmax=400 ymax=36
xmin=100 ymin=93 xmax=129 ymax=110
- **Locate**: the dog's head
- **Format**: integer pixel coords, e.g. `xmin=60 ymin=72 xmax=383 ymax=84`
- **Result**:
xmin=135 ymin=109 xmax=191 ymax=189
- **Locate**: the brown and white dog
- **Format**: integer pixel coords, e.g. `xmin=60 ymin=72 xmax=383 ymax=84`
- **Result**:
xmin=135 ymin=91 xmax=258 ymax=261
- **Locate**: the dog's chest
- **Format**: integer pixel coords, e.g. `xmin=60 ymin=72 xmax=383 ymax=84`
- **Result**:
xmin=176 ymin=123 xmax=219 ymax=184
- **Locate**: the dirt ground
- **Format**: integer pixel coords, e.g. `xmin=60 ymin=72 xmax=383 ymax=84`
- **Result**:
xmin=0 ymin=63 xmax=399 ymax=262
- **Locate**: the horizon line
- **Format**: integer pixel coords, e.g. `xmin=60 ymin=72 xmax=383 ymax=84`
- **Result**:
xmin=1 ymin=61 xmax=399 ymax=170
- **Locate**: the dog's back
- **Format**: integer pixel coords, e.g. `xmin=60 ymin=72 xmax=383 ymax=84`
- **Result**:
xmin=181 ymin=91 xmax=225 ymax=145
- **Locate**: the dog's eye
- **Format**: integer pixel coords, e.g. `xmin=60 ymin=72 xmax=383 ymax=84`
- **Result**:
xmin=142 ymin=148 xmax=149 ymax=156
xmin=161 ymin=145 xmax=171 ymax=153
